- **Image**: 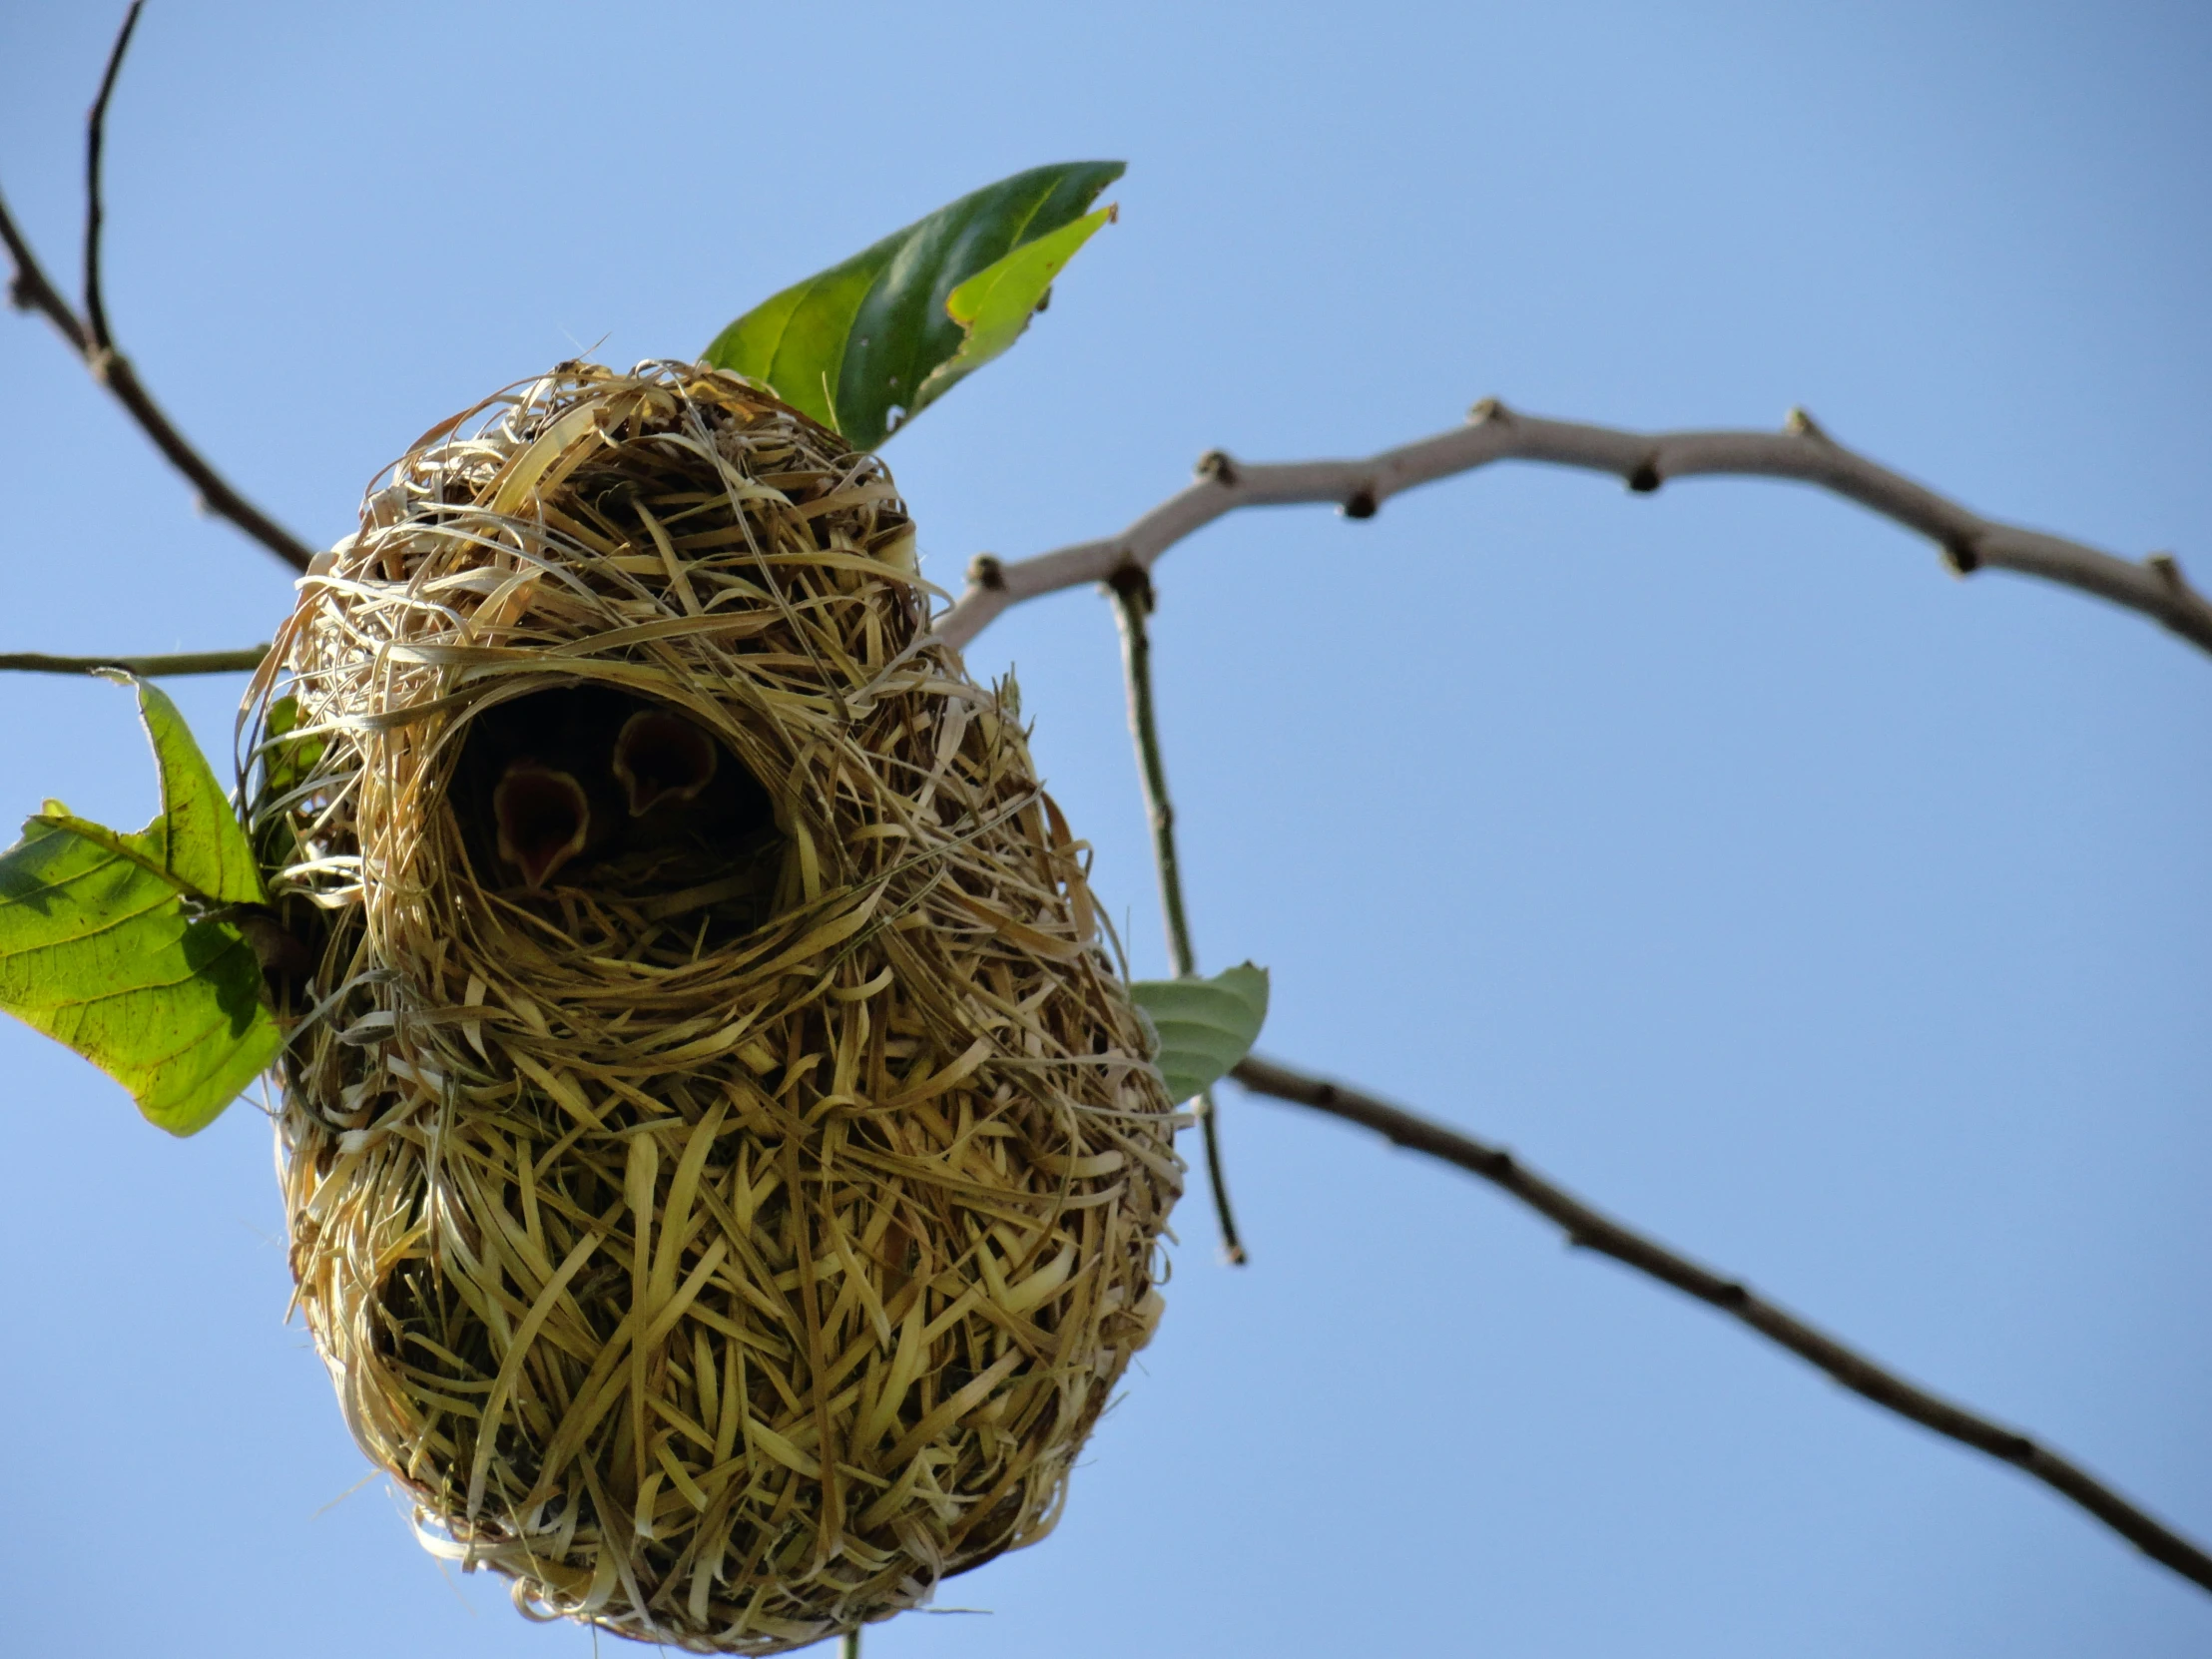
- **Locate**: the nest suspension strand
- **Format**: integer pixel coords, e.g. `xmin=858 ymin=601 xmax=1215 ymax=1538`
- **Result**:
xmin=247 ymin=362 xmax=1180 ymax=1652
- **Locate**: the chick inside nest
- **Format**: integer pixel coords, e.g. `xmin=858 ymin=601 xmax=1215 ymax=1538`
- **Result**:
xmin=451 ymin=684 xmax=786 ymax=951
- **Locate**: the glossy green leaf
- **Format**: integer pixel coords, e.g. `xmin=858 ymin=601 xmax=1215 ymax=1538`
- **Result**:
xmin=1130 ymin=963 xmax=1271 ymax=1104
xmin=916 ymin=205 xmax=1115 ymax=416
xmin=0 ymin=679 xmax=279 ymax=1134
xmin=702 ymin=161 xmax=1124 ymax=449
xmin=94 ymin=678 xmax=266 ymax=907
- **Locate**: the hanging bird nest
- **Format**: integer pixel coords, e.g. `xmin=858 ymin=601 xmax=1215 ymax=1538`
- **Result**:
xmin=245 ymin=361 xmax=1180 ymax=1652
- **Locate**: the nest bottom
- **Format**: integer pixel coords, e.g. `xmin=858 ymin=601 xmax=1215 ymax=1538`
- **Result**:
xmin=282 ymin=1069 xmax=1172 ymax=1653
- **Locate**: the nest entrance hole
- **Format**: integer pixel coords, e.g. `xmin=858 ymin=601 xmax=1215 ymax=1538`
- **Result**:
xmin=448 ymin=684 xmax=786 ymax=951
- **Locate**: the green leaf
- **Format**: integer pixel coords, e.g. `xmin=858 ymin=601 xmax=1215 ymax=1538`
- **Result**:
xmin=46 ymin=678 xmax=267 ymax=908
xmin=259 ymin=695 xmax=325 ymax=805
xmin=252 ymin=693 xmax=326 ymax=868
xmin=702 ymin=161 xmax=1124 ymax=449
xmin=0 ymin=678 xmax=280 ymax=1134
xmin=1130 ymin=963 xmax=1271 ymax=1104
xmin=915 ymin=205 xmax=1115 ymax=416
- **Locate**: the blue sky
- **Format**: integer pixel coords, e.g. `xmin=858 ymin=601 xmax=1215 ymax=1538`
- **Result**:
xmin=1 ymin=2 xmax=2207 ymax=1654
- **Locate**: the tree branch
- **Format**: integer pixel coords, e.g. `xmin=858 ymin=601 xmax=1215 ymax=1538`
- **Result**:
xmin=0 ymin=2 xmax=314 ymax=575
xmin=1231 ymin=1052 xmax=2212 ymax=1598
xmin=933 ymin=402 xmax=2212 ymax=658
xmin=1107 ymin=566 xmax=1246 ymax=1264
xmin=0 ymin=646 xmax=269 ymax=677
xmin=81 ymin=0 xmax=143 ymax=355
xmin=0 ymin=187 xmax=88 ymax=354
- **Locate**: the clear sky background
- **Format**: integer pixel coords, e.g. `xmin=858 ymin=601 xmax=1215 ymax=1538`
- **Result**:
xmin=1 ymin=2 xmax=2207 ymax=1654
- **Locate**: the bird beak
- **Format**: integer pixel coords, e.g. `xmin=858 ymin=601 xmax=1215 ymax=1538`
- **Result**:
xmin=612 ymin=709 xmax=719 ymax=817
xmin=493 ymin=762 xmax=592 ymax=889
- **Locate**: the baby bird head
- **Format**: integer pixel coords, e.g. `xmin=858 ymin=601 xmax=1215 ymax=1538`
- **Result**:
xmin=492 ymin=761 xmax=593 ymax=889
xmin=611 ymin=709 xmax=720 ymax=817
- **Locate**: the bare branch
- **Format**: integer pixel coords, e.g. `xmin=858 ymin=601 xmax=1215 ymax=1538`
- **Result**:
xmin=0 ymin=188 xmax=89 ymax=353
xmin=0 ymin=645 xmax=269 ymax=677
xmin=1107 ymin=566 xmax=1246 ymax=1265
xmin=1231 ymin=1051 xmax=2212 ymax=1598
xmin=933 ymin=402 xmax=2212 ymax=658
xmin=84 ymin=344 xmax=315 ymax=573
xmin=0 ymin=4 xmax=315 ymax=575
xmin=82 ymin=0 xmax=144 ymax=353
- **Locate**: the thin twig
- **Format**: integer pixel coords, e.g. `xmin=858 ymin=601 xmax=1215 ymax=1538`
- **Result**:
xmin=0 ymin=4 xmax=314 ymax=574
xmin=0 ymin=189 xmax=88 ymax=353
xmin=0 ymin=645 xmax=269 ymax=677
xmin=1108 ymin=564 xmax=1246 ymax=1265
xmin=934 ymin=403 xmax=2212 ymax=657
xmin=82 ymin=0 xmax=143 ymax=353
xmin=1231 ymin=1051 xmax=2212 ymax=1598
xmin=1108 ymin=569 xmax=1198 ymax=971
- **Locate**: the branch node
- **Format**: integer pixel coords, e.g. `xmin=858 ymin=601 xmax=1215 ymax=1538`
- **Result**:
xmin=2147 ymin=551 xmax=2185 ymax=594
xmin=1784 ymin=406 xmax=1829 ymax=440
xmin=1107 ymin=561 xmax=1155 ymax=614
xmin=931 ymin=400 xmax=2212 ymax=658
xmin=1194 ymin=448 xmax=1240 ymax=486
xmin=965 ymin=553 xmax=1006 ymax=592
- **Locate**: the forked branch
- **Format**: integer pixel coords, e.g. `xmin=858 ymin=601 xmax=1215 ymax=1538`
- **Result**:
xmin=1026 ymin=398 xmax=2212 ymax=1598
xmin=934 ymin=401 xmax=2212 ymax=657
xmin=0 ymin=0 xmax=313 ymax=574
xmin=1232 ymin=1052 xmax=2212 ymax=1596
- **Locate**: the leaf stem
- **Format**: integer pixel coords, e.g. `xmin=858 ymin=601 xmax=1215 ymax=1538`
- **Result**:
xmin=1108 ymin=565 xmax=1246 ymax=1265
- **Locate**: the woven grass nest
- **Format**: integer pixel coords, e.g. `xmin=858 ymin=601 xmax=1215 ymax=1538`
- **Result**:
xmin=246 ymin=361 xmax=1181 ymax=1651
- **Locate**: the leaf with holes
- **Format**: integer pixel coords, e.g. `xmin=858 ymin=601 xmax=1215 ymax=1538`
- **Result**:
xmin=0 ymin=678 xmax=279 ymax=1134
xmin=702 ymin=161 xmax=1123 ymax=449
xmin=1130 ymin=963 xmax=1270 ymax=1104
